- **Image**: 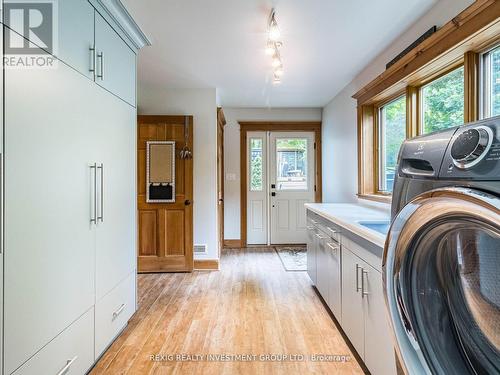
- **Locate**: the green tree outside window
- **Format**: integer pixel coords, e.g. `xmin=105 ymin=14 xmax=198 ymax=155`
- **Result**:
xmin=422 ymin=67 xmax=465 ymax=133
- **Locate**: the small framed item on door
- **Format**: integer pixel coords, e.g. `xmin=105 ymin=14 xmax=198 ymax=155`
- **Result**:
xmin=146 ymin=141 xmax=176 ymax=203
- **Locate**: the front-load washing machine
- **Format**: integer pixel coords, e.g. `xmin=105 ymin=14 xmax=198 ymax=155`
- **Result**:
xmin=383 ymin=116 xmax=500 ymax=374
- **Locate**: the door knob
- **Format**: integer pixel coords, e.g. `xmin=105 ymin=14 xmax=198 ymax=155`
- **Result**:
xmin=185 ymin=200 xmax=191 ymax=206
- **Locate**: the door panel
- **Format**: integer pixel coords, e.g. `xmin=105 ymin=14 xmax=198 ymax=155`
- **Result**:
xmin=58 ymin=0 xmax=95 ymax=79
xmin=316 ymin=236 xmax=330 ymax=303
xmin=296 ymin=199 xmax=308 ymax=229
xmin=277 ymin=200 xmax=289 ymax=229
xmin=306 ymin=222 xmax=317 ymax=285
xmin=327 ymin=240 xmax=342 ymax=321
xmin=137 ymin=116 xmax=194 ymax=272
xmin=138 ymin=210 xmax=157 ymax=256
xmin=247 ymin=132 xmax=267 ymax=245
xmin=95 ymin=12 xmax=136 ymax=106
xmin=94 ymin=96 xmax=136 ymax=300
xmin=4 ymin=47 xmax=96 ymax=374
xmin=250 ymin=200 xmax=264 ymax=230
xmin=217 ymin=110 xmax=225 ymax=254
xmin=270 ymin=132 xmax=315 ymax=244
xmin=363 ymin=264 xmax=397 ymax=375
xmin=341 ymin=248 xmax=365 ymax=358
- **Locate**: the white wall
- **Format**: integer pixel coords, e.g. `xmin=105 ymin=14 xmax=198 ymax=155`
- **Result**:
xmin=138 ymin=87 xmax=218 ymax=260
xmin=223 ymin=107 xmax=322 ymax=240
xmin=321 ymin=0 xmax=474 ymax=203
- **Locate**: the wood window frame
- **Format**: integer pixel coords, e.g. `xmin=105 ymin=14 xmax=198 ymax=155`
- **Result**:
xmin=373 ymin=91 xmax=407 ymax=196
xmin=479 ymin=42 xmax=500 ymax=119
xmin=239 ymin=121 xmax=322 ymax=248
xmin=355 ymin=0 xmax=499 ymax=203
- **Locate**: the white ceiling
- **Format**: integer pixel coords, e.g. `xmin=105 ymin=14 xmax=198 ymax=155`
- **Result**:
xmin=122 ymin=0 xmax=437 ymax=107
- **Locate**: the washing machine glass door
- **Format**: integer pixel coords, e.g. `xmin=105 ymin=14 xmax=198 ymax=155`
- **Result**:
xmin=384 ymin=188 xmax=500 ymax=375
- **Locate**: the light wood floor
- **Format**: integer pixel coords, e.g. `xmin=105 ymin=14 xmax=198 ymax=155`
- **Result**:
xmin=91 ymin=248 xmax=365 ymax=375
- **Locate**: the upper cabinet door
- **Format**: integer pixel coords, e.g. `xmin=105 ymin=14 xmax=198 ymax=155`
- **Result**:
xmin=95 ymin=12 xmax=136 ymax=106
xmin=58 ymin=0 xmax=95 ymax=79
xmin=3 ymin=0 xmax=95 ymax=79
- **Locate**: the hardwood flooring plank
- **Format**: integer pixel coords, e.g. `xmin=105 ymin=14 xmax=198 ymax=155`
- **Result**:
xmin=92 ymin=248 xmax=365 ymax=375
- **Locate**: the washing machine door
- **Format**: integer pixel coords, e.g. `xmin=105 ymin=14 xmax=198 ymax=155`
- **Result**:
xmin=383 ymin=187 xmax=500 ymax=375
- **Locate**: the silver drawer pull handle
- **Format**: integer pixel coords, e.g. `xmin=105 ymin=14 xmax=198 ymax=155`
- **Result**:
xmin=97 ymin=163 xmax=104 ymax=223
xmin=362 ymin=270 xmax=369 ymax=296
xmin=355 ymin=264 xmax=361 ymax=292
xmin=326 ymin=243 xmax=339 ymax=252
xmin=112 ymin=303 xmax=126 ymax=321
xmin=315 ymin=233 xmax=326 ymax=239
xmin=311 ymin=219 xmax=317 ymax=224
xmin=56 ymin=356 xmax=78 ymax=375
xmin=307 ymin=226 xmax=314 ymax=230
xmin=97 ymin=52 xmax=104 ymax=80
xmin=89 ymin=46 xmax=96 ymax=73
xmin=90 ymin=164 xmax=97 ymax=224
xmin=327 ymin=227 xmax=338 ymax=234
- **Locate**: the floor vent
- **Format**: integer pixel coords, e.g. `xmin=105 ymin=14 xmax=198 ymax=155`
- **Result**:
xmin=194 ymin=244 xmax=207 ymax=254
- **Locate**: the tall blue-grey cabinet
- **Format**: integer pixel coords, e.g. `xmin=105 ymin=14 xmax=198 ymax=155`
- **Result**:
xmin=1 ymin=1 xmax=150 ymax=374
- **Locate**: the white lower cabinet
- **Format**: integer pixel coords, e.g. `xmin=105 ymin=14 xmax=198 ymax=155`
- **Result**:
xmin=12 ymin=308 xmax=94 ymax=375
xmin=95 ymin=271 xmax=136 ymax=358
xmin=342 ymin=247 xmax=397 ymax=375
xmin=307 ymin=210 xmax=396 ymax=375
xmin=316 ymin=234 xmax=330 ymax=301
xmin=306 ymin=222 xmax=317 ymax=285
xmin=326 ymin=239 xmax=341 ymax=323
xmin=363 ymin=262 xmax=398 ymax=375
xmin=341 ymin=248 xmax=365 ymax=357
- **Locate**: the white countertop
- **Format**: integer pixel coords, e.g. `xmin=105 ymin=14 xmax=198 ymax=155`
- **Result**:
xmin=305 ymin=203 xmax=390 ymax=249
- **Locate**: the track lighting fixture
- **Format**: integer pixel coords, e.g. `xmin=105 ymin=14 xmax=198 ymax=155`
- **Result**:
xmin=266 ymin=9 xmax=284 ymax=83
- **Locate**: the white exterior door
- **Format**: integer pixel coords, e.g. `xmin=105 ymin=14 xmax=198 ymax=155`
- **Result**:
xmin=270 ymin=132 xmax=315 ymax=244
xmin=246 ymin=131 xmax=315 ymax=245
xmin=247 ymin=132 xmax=268 ymax=245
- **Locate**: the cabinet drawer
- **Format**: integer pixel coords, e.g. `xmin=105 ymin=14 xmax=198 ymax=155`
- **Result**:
xmin=12 ymin=308 xmax=94 ymax=375
xmin=95 ymin=271 xmax=136 ymax=358
xmin=307 ymin=210 xmax=342 ymax=243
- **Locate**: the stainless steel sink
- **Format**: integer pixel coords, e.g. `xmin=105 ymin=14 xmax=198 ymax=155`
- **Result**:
xmin=357 ymin=220 xmax=391 ymax=235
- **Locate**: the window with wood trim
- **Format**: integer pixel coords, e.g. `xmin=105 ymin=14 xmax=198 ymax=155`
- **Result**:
xmin=420 ymin=66 xmax=465 ymax=134
xmin=481 ymin=45 xmax=500 ymax=119
xmin=355 ymin=0 xmax=500 ymax=202
xmin=377 ymin=95 xmax=406 ymax=193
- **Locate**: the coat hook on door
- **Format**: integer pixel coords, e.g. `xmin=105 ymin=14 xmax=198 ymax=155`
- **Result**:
xmin=180 ymin=116 xmax=193 ymax=159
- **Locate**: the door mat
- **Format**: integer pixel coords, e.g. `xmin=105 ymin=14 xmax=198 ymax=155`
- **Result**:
xmin=275 ymin=246 xmax=307 ymax=271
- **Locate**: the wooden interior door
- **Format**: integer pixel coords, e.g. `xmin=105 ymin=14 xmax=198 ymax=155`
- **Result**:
xmin=137 ymin=115 xmax=194 ymax=272
xmin=217 ymin=108 xmax=226 ymax=255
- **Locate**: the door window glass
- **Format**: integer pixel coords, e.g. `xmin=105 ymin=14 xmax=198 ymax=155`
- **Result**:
xmin=250 ymin=138 xmax=263 ymax=191
xmin=276 ymin=138 xmax=308 ymax=190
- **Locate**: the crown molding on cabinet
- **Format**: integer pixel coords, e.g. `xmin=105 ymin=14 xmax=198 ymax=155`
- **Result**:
xmin=91 ymin=0 xmax=152 ymax=51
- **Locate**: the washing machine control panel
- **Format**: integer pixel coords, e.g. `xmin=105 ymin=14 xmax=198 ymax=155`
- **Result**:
xmin=450 ymin=126 xmax=493 ymax=169
xmin=440 ymin=117 xmax=500 ymax=180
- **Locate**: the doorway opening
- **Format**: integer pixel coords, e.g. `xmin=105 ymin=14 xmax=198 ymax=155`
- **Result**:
xmin=240 ymin=122 xmax=322 ymax=247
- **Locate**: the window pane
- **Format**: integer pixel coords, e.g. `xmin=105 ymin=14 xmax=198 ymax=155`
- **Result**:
xmin=276 ymin=138 xmax=307 ymax=190
xmin=250 ymin=138 xmax=263 ymax=191
xmin=490 ymin=47 xmax=500 ymax=117
xmin=379 ymin=96 xmax=406 ymax=193
xmin=422 ymin=66 xmax=464 ymax=134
